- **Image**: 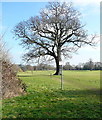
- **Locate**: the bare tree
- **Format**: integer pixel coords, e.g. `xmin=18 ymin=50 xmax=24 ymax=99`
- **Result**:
xmin=13 ymin=2 xmax=96 ymax=75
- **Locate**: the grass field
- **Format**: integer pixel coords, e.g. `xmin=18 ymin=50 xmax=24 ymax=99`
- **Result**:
xmin=2 ymin=70 xmax=101 ymax=119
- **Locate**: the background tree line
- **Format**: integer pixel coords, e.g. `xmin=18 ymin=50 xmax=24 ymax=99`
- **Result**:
xmin=63 ymin=60 xmax=101 ymax=70
xmin=13 ymin=59 xmax=102 ymax=72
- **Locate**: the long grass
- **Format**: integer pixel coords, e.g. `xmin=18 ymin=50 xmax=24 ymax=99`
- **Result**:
xmin=2 ymin=70 xmax=101 ymax=119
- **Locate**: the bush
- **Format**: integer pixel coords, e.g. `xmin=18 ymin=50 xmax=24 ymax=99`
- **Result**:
xmin=0 ymin=39 xmax=26 ymax=99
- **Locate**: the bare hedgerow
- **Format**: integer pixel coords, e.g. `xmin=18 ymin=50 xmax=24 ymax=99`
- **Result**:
xmin=0 ymin=36 xmax=26 ymax=99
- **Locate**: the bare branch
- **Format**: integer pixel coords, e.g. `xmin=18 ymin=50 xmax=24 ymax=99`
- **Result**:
xmin=13 ymin=2 xmax=97 ymax=75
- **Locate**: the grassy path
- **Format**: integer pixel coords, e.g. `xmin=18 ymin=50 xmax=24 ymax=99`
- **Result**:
xmin=2 ymin=70 xmax=101 ymax=119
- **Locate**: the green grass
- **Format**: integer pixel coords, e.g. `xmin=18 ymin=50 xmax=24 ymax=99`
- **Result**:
xmin=2 ymin=70 xmax=101 ymax=119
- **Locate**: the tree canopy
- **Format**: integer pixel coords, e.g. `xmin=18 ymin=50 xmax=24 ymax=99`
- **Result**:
xmin=13 ymin=2 xmax=96 ymax=75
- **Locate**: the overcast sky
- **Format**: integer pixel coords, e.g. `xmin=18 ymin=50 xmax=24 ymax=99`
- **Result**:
xmin=1 ymin=0 xmax=100 ymax=65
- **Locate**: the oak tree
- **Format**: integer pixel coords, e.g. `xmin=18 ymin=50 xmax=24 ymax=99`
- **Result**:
xmin=13 ymin=2 xmax=96 ymax=75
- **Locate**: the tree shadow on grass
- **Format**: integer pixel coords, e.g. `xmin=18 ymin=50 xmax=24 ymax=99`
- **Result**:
xmin=17 ymin=75 xmax=33 ymax=77
xmin=2 ymin=88 xmax=102 ymax=119
xmin=17 ymin=74 xmax=53 ymax=77
xmin=56 ymin=88 xmax=102 ymax=96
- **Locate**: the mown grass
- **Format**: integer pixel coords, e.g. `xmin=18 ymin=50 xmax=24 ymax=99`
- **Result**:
xmin=2 ymin=70 xmax=101 ymax=119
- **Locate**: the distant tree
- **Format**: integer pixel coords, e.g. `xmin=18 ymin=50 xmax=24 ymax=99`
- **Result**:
xmin=83 ymin=59 xmax=94 ymax=70
xmin=12 ymin=64 xmax=23 ymax=73
xmin=13 ymin=2 xmax=96 ymax=75
xmin=63 ymin=62 xmax=73 ymax=70
xmin=75 ymin=63 xmax=84 ymax=70
xmin=89 ymin=59 xmax=94 ymax=70
xmin=94 ymin=62 xmax=101 ymax=70
xmin=75 ymin=65 xmax=81 ymax=70
xmin=26 ymin=65 xmax=34 ymax=71
xmin=36 ymin=63 xmax=55 ymax=70
xmin=18 ymin=64 xmax=27 ymax=72
xmin=33 ymin=66 xmax=37 ymax=70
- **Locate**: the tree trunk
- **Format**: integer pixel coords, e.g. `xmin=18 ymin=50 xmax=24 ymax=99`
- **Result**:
xmin=54 ymin=52 xmax=62 ymax=75
xmin=54 ymin=46 xmax=62 ymax=75
xmin=54 ymin=57 xmax=60 ymax=75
